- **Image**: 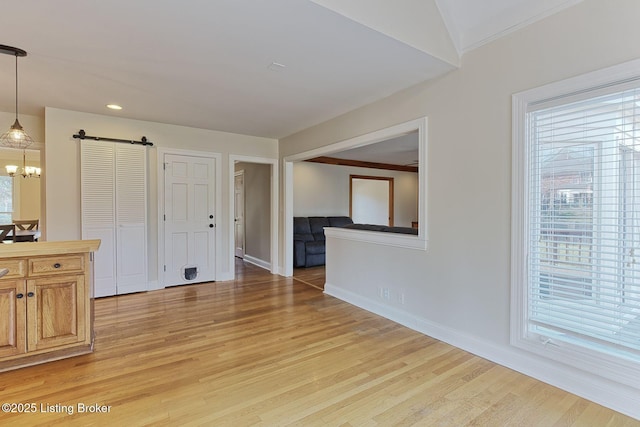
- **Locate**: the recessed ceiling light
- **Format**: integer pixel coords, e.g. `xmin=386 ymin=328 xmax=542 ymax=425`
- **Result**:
xmin=106 ymin=104 xmax=122 ymax=110
xmin=267 ymin=62 xmax=286 ymax=71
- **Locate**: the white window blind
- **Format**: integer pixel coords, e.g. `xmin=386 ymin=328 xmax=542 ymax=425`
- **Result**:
xmin=527 ymin=85 xmax=640 ymax=361
xmin=0 ymin=176 xmax=13 ymax=223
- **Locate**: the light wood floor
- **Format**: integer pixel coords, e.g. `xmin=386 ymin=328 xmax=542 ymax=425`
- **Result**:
xmin=0 ymin=260 xmax=637 ymax=426
xmin=293 ymin=265 xmax=326 ymax=290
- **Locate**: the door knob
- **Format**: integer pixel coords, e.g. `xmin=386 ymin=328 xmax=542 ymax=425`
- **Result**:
xmin=209 ymin=215 xmax=214 ymax=219
xmin=16 ymin=293 xmax=23 ymax=299
xmin=209 ymin=224 xmax=214 ymax=228
xmin=27 ymin=292 xmax=34 ymax=297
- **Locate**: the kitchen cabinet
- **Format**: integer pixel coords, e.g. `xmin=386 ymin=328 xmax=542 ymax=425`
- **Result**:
xmin=0 ymin=240 xmax=100 ymax=372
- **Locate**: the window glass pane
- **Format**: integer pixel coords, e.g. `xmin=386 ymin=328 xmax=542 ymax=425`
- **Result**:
xmin=0 ymin=176 xmax=12 ymax=224
xmin=528 ymin=87 xmax=640 ymax=359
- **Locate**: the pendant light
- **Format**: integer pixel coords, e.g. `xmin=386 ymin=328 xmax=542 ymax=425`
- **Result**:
xmin=0 ymin=45 xmax=34 ymax=150
xmin=5 ymin=149 xmax=40 ymax=178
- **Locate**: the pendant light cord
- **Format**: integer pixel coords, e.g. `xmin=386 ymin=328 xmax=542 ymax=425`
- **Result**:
xmin=14 ymin=53 xmax=18 ymax=120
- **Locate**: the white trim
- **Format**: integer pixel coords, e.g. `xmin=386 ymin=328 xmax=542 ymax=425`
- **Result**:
xmin=510 ymin=90 xmax=529 ymax=354
xmin=324 ymin=283 xmax=640 ymax=420
xmin=325 ymin=227 xmax=424 ymax=250
xmin=157 ymin=147 xmax=222 ymax=288
xmin=228 ymin=154 xmax=279 ymax=278
xmin=243 ymin=254 xmax=271 ymax=271
xmin=283 ymin=161 xmax=294 ymax=277
xmin=514 ymin=58 xmax=640 ymax=106
xmin=283 ymin=117 xmax=429 ymax=275
xmin=146 ymin=280 xmax=161 ymax=292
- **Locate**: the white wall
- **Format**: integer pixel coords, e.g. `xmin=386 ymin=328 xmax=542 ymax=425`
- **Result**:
xmin=280 ymin=0 xmax=640 ymax=418
xmin=293 ymin=161 xmax=418 ymax=226
xmin=44 ymin=107 xmax=278 ymax=282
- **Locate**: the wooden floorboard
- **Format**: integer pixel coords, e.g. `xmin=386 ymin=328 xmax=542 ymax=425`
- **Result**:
xmin=0 ymin=260 xmax=637 ymax=426
xmin=293 ymin=265 xmax=326 ymax=290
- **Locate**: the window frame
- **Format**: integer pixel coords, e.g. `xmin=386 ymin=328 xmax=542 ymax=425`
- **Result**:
xmin=511 ymin=59 xmax=640 ymax=388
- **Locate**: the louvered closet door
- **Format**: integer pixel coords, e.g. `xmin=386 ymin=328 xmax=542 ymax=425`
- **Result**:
xmin=115 ymin=144 xmax=148 ymax=294
xmin=81 ymin=142 xmax=116 ymax=297
xmin=81 ymin=142 xmax=148 ymax=296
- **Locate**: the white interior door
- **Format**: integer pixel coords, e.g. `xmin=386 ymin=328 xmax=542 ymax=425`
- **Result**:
xmin=234 ymin=171 xmax=245 ymax=258
xmin=164 ymin=154 xmax=216 ymax=286
xmin=351 ymin=176 xmax=393 ymax=226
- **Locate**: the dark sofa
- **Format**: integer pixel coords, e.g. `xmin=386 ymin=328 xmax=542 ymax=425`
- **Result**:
xmin=293 ymin=216 xmax=353 ymax=267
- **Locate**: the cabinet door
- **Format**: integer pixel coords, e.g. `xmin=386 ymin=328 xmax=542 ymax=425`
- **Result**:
xmin=26 ymin=276 xmax=85 ymax=351
xmin=0 ymin=280 xmax=26 ymax=358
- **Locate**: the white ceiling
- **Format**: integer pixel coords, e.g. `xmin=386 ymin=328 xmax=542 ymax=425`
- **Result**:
xmin=327 ymin=132 xmax=419 ymax=166
xmin=0 ymin=0 xmax=581 ymax=140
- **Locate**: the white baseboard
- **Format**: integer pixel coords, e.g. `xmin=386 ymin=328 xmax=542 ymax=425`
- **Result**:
xmin=146 ymin=280 xmax=161 ymax=291
xmin=324 ymin=283 xmax=640 ymax=420
xmin=116 ymin=282 xmax=149 ymax=295
xmin=217 ymin=272 xmax=234 ymax=281
xmin=243 ymin=254 xmax=271 ymax=271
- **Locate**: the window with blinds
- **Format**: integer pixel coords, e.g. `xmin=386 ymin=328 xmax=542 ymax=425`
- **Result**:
xmin=512 ymin=60 xmax=640 ymax=386
xmin=0 ymin=176 xmax=13 ymax=223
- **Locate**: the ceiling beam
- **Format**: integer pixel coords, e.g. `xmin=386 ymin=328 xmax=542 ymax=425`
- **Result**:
xmin=306 ymin=156 xmax=418 ymax=173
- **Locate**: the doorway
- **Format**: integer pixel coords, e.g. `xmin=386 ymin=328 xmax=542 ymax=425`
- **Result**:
xmin=233 ymin=161 xmax=270 ymax=270
xmin=234 ymin=170 xmax=245 ymax=258
xmin=350 ymin=175 xmax=394 ymax=226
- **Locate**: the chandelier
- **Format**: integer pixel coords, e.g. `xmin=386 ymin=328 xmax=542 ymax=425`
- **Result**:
xmin=0 ymin=44 xmax=34 ymax=150
xmin=5 ymin=150 xmax=40 ymax=178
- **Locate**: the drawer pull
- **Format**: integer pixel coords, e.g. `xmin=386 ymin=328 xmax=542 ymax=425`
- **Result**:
xmin=16 ymin=293 xmax=23 ymax=299
xmin=53 ymin=263 xmax=61 ymax=269
xmin=27 ymin=292 xmax=34 ymax=297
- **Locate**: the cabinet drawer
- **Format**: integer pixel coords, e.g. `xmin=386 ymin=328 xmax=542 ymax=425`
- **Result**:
xmin=28 ymin=255 xmax=85 ymax=277
xmin=0 ymin=259 xmax=27 ymax=279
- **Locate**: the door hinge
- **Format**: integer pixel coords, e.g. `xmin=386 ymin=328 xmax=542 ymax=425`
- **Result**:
xmin=163 ymin=214 xmax=166 ymax=221
xmin=164 ymin=265 xmax=166 ymax=272
xmin=163 ymin=162 xmax=167 ymax=170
